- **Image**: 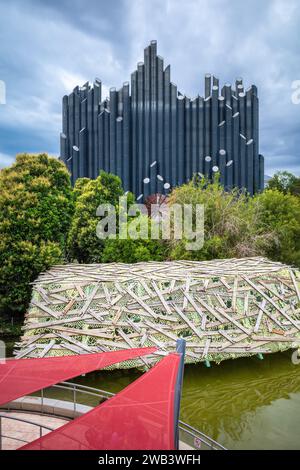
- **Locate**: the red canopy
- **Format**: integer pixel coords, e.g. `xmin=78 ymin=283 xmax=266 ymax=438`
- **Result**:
xmin=0 ymin=347 xmax=156 ymax=406
xmin=20 ymin=353 xmax=180 ymax=450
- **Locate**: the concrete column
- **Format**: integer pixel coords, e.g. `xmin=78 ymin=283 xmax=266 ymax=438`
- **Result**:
xmin=218 ymin=149 xmax=226 ymax=187
xmin=213 ymin=76 xmax=219 ymax=88
xmin=104 ymin=108 xmax=110 ymax=173
xmin=232 ymin=95 xmax=238 ymax=115
xmin=246 ymin=139 xmax=254 ymax=195
xmin=253 ymin=91 xmax=260 ymax=194
xmin=137 ymin=62 xmax=145 ymax=197
xmin=240 ymin=134 xmax=246 ymax=190
xmin=97 ymin=113 xmax=104 ymax=176
xmin=198 ymin=97 xmax=204 ymax=175
xmin=232 ymin=112 xmax=240 ymax=188
xmin=117 ymin=87 xmax=123 ymax=116
xmin=211 ymin=85 xmax=219 ymax=165
xmin=109 ymin=87 xmax=117 ymax=175
xmin=150 ymin=41 xmax=157 ymax=189
xmin=157 ymin=55 xmax=164 ymax=192
xmin=80 ymin=98 xmax=87 ymax=132
xmin=204 ymin=96 xmax=211 ymax=157
xmin=164 ymin=65 xmax=171 ymax=185
xmin=218 ymin=121 xmax=225 ymax=151
xmin=246 ymin=88 xmax=252 ymax=141
xmin=144 ymin=46 xmax=151 ymax=193
xmin=226 ymin=160 xmax=233 ymax=190
xmin=116 ymin=117 xmax=123 ymax=181
xmin=72 ymin=145 xmax=80 ymax=183
xmin=205 ymin=74 xmax=211 ymax=98
xmin=170 ymin=82 xmax=177 ymax=187
xmin=191 ymin=98 xmax=198 ymax=175
xmin=60 ymin=133 xmax=67 ymax=163
xmin=122 ymin=82 xmax=130 ymax=192
xmin=218 ymin=96 xmax=225 ymax=123
xmin=79 ymin=127 xmax=88 ymax=178
xmin=238 ymin=92 xmax=246 ymax=137
xmin=177 ymin=95 xmax=185 ymax=186
xmin=87 ymin=89 xmax=94 ymax=177
xmin=259 ymin=154 xmax=264 ymax=191
xmin=223 ymin=83 xmax=232 ymax=106
xmin=74 ymin=94 xmax=80 ymax=148
xmin=131 ymin=70 xmax=138 ymax=195
xmin=68 ymin=92 xmax=75 ymax=160
xmin=62 ymin=95 xmax=68 ymax=138
xmin=204 ymin=155 xmax=212 ymax=179
xmin=184 ymin=96 xmax=191 ymax=182
xmin=93 ymin=80 xmax=101 ymax=177
xmin=225 ymin=104 xmax=232 ymax=163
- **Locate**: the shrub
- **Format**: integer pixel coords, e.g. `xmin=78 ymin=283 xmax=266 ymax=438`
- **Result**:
xmin=254 ymin=189 xmax=300 ymax=267
xmin=101 ymin=214 xmax=167 ymax=263
xmin=167 ymin=176 xmax=275 ymax=260
xmin=267 ymin=171 xmax=300 ymax=197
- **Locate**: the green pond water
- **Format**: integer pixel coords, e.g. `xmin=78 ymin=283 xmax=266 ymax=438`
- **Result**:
xmin=4 ymin=338 xmax=300 ymax=450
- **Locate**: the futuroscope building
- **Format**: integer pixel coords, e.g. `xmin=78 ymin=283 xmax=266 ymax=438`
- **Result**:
xmin=60 ymin=40 xmax=264 ymax=198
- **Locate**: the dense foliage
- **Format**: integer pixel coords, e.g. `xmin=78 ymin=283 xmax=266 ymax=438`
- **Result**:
xmin=67 ymin=171 xmax=134 ymax=263
xmin=68 ymin=172 xmax=166 ymax=263
xmin=0 ymin=154 xmax=73 ymax=315
xmin=254 ymin=189 xmax=300 ymax=267
xmin=267 ymin=171 xmax=300 ymax=197
xmin=168 ymin=177 xmax=275 ymax=261
xmin=1 ymin=155 xmax=300 ymax=321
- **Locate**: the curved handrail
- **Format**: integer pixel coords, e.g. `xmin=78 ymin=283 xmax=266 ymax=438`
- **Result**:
xmin=0 ymin=412 xmax=54 ymax=450
xmin=0 ymin=381 xmax=226 ymax=450
xmin=48 ymin=381 xmax=226 ymax=450
xmin=178 ymin=420 xmax=226 ymax=450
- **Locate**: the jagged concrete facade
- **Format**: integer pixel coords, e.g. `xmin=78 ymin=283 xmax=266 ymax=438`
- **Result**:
xmin=60 ymin=40 xmax=264 ymax=197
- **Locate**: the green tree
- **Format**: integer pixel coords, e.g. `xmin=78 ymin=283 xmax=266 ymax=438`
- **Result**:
xmin=254 ymin=189 xmax=300 ymax=267
xmin=267 ymin=171 xmax=300 ymax=196
xmin=0 ymin=153 xmax=73 ymax=315
xmin=67 ymin=171 xmax=134 ymax=263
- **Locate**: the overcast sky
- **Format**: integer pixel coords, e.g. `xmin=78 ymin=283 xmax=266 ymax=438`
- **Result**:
xmin=0 ymin=0 xmax=299 ymax=175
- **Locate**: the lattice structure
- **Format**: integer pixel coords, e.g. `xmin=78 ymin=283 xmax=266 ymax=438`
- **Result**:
xmin=16 ymin=257 xmax=300 ymax=368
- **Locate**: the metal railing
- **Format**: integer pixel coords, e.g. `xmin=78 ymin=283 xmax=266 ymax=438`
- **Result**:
xmin=0 ymin=413 xmax=54 ymax=450
xmin=178 ymin=420 xmax=226 ymax=450
xmin=1 ymin=381 xmax=226 ymax=450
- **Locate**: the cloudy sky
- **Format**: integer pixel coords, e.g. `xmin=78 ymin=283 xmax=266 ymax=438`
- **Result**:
xmin=0 ymin=0 xmax=299 ymax=175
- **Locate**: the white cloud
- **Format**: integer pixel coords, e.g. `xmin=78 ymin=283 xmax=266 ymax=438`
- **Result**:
xmin=0 ymin=0 xmax=299 ymax=175
xmin=0 ymin=153 xmax=14 ymax=168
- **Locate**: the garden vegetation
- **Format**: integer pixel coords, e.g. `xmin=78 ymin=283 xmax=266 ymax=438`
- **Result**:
xmin=0 ymin=154 xmax=299 ymax=318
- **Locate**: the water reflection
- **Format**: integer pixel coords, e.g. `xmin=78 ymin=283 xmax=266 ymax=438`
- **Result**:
xmin=180 ymin=352 xmax=300 ymax=449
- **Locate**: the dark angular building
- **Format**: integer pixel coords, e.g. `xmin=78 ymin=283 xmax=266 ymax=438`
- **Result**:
xmin=60 ymin=40 xmax=264 ymax=197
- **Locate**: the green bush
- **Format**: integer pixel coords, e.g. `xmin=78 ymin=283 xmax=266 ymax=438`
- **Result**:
xmin=101 ymin=214 xmax=167 ymax=263
xmin=254 ymin=189 xmax=300 ymax=267
xmin=68 ymin=172 xmax=167 ymax=264
xmin=167 ymin=176 xmax=275 ymax=260
xmin=267 ymin=171 xmax=300 ymax=196
xmin=0 ymin=153 xmax=73 ymax=315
